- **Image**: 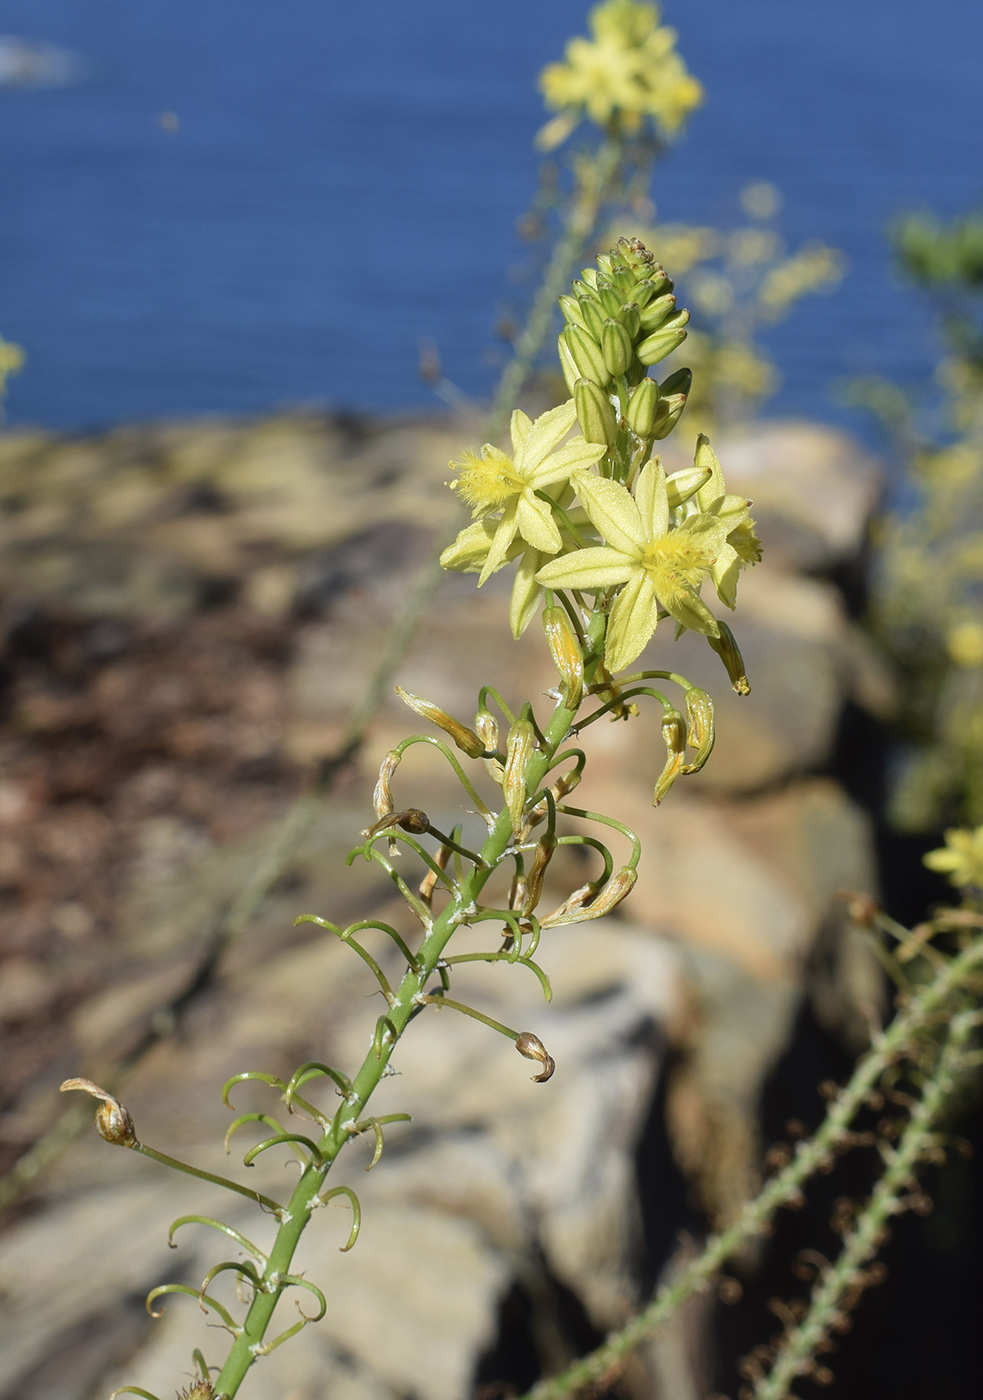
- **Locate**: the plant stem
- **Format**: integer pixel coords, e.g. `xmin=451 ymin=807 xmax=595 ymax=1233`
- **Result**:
xmin=518 ymin=934 xmax=983 ymax=1400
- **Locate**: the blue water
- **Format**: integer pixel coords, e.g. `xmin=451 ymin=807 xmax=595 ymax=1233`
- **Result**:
xmin=0 ymin=0 xmax=980 ymax=432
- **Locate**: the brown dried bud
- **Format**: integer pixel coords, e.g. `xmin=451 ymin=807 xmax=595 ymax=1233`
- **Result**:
xmin=396 ymin=686 xmax=484 ymax=758
xmin=373 ymin=749 xmax=401 ymax=822
xmin=681 ymin=688 xmax=714 ymax=774
xmin=515 ymin=1031 xmax=555 ymax=1083
xmin=504 ymin=719 xmax=537 ymax=836
xmin=396 ymin=808 xmax=429 ymax=834
xmin=653 ymin=709 xmax=687 ymax=805
xmin=60 ymin=1079 xmax=137 ymax=1148
xmin=177 ymin=1384 xmax=215 ymax=1400
xmin=522 ymin=832 xmax=557 ymax=916
xmin=540 ymin=866 xmax=638 ymax=928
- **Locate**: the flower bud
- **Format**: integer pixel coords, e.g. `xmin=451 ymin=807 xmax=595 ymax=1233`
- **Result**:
xmin=559 ymin=294 xmax=587 ymax=329
xmin=397 ymin=808 xmax=430 ymax=834
xmin=563 ymin=325 xmax=609 ymax=387
xmin=651 ymin=367 xmax=692 ymax=438
xmin=577 ymin=295 xmax=607 ymax=342
xmin=504 ymin=718 xmax=537 ymax=836
xmin=515 ymin=1031 xmax=555 ymax=1083
xmin=557 ymin=333 xmax=580 ymax=395
xmin=653 ymin=709 xmax=687 ymax=805
xmin=594 ymin=253 xmax=614 ymax=278
xmin=637 ymin=312 xmax=690 ymax=367
xmin=639 ymin=291 xmax=677 ymax=332
xmin=601 ymin=318 xmax=633 ymax=377
xmin=618 ymin=302 xmax=641 ymax=340
xmin=632 ymin=272 xmax=672 ymax=308
xmin=595 ymin=283 xmax=624 ymax=318
xmin=574 ymin=377 xmax=618 ymax=449
xmin=681 ymin=688 xmax=715 ymax=773
xmin=572 ymin=274 xmax=596 ymax=296
xmin=395 ymin=686 xmax=484 ymax=758
xmin=666 ymin=463 xmax=713 ymax=509
xmin=626 ymin=377 xmax=659 ymax=437
xmin=708 ymin=621 xmax=751 ymax=695
xmin=474 ymin=706 xmax=499 ymax=753
xmin=543 ymin=604 xmax=585 ymax=710
xmin=373 ymin=748 xmax=401 ymax=821
xmin=60 ymin=1079 xmax=138 ymax=1148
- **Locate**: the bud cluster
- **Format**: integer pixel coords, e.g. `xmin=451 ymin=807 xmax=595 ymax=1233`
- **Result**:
xmin=559 ymin=236 xmax=692 ymax=455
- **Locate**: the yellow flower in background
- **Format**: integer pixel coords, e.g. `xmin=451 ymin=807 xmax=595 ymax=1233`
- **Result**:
xmin=0 ymin=333 xmax=24 ymax=400
xmin=924 ymin=824 xmax=983 ymax=889
xmin=538 ymin=0 xmax=703 ymax=149
xmin=536 ymin=458 xmax=728 ymax=672
xmin=445 ymin=399 xmax=605 ymax=586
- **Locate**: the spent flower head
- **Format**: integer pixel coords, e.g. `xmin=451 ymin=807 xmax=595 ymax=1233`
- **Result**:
xmin=538 ymin=0 xmax=702 ymax=150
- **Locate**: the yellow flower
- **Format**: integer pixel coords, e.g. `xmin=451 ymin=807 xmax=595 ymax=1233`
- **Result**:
xmin=692 ymin=434 xmax=761 ymax=609
xmin=538 ymin=0 xmax=703 ymax=148
xmin=535 ymin=458 xmax=729 ymax=672
xmin=923 ymin=824 xmax=983 ymax=889
xmin=447 ymin=400 xmax=605 ymax=586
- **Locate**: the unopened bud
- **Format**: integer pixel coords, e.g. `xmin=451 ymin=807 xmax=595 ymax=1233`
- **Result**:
xmin=653 ymin=709 xmax=687 ymax=805
xmin=373 ymin=749 xmax=400 ymax=822
xmin=631 ymin=271 xmax=672 ymax=308
xmin=543 ymin=605 xmax=584 ymax=710
xmin=558 ymin=294 xmax=587 ymax=330
xmin=504 ymin=719 xmax=537 ymax=836
xmin=601 ymin=318 xmax=633 ymax=377
xmin=681 ymin=688 xmax=715 ymax=773
xmin=666 ymin=462 xmax=713 ymax=508
xmin=60 ymin=1079 xmax=137 ymax=1147
xmin=626 ymin=377 xmax=659 ymax=437
xmin=396 ymin=687 xmax=484 ymax=758
xmin=474 ymin=706 xmax=499 ymax=753
xmin=574 ymin=377 xmax=618 ymax=449
xmin=618 ymin=302 xmax=641 ymax=340
xmin=515 ymin=1031 xmax=555 ymax=1083
xmin=639 ymin=291 xmax=677 ymax=332
xmin=557 ymin=333 xmax=580 ymax=395
xmin=708 ymin=621 xmax=751 ymax=695
xmin=577 ymin=295 xmax=606 ymax=342
xmin=564 ymin=325 xmax=609 ymax=387
xmin=595 ymin=283 xmax=624 ymax=318
xmin=637 ymin=312 xmax=690 ymax=367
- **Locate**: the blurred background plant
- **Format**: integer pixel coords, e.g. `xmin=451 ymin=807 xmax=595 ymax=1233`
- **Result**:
xmin=847 ymin=209 xmax=983 ymax=832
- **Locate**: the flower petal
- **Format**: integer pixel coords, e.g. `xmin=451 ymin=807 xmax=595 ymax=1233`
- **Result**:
xmin=536 ymin=546 xmax=636 ymax=591
xmin=516 ymin=491 xmax=563 ymax=554
xmin=510 ymin=408 xmax=533 ymax=455
xmin=662 ymin=585 xmax=720 ymax=637
xmin=571 ymin=471 xmax=646 ymax=553
xmin=605 ymin=570 xmax=661 ymax=672
xmin=633 ymin=459 xmax=669 ymax=538
xmin=478 ymin=504 xmax=520 ymax=585
xmin=527 ymin=436 xmax=607 ymax=487
xmin=710 ymin=542 xmax=741 ymax=609
xmin=516 ymin=400 xmax=577 ymax=475
xmin=694 ymin=434 xmax=726 ymax=511
xmin=439 ymin=520 xmax=495 ymax=573
xmin=510 ymin=549 xmax=545 ymax=638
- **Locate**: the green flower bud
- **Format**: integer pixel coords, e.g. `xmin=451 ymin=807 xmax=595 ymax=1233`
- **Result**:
xmin=625 ymin=376 xmax=659 ymax=437
xmin=563 ymin=325 xmax=609 ymax=387
xmin=559 ymin=295 xmax=588 ymax=330
xmin=609 ymin=266 xmax=636 ymax=296
xmin=574 ymin=376 xmax=618 ymax=448
xmin=557 ymin=333 xmax=580 ymax=395
xmin=639 ymin=291 xmax=678 ymax=332
xmin=595 ymin=283 xmax=624 ymax=318
xmin=577 ymin=268 xmax=599 ymax=290
xmin=601 ymin=318 xmax=633 ymax=377
xmin=618 ymin=302 xmax=641 ymax=339
xmin=572 ymin=277 xmax=595 ymax=298
xmin=595 ymin=253 xmax=615 ymax=278
xmin=665 ymin=462 xmax=712 ymax=508
xmin=577 ymin=295 xmax=607 ymax=342
xmin=631 ymin=274 xmax=671 ymax=308
xmin=637 ymin=311 xmax=690 ymax=367
xmin=707 ymin=620 xmax=751 ymax=695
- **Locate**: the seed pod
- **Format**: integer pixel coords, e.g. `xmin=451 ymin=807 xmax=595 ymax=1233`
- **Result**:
xmin=639 ymin=291 xmax=678 ymax=332
xmin=504 ymin=718 xmax=537 ymax=836
xmin=601 ymin=318 xmax=633 ymax=377
xmin=373 ymin=748 xmax=401 ymax=821
xmin=60 ymin=1079 xmax=138 ymax=1148
xmin=574 ymin=377 xmax=618 ymax=449
xmin=515 ymin=1031 xmax=555 ymax=1083
xmin=563 ymin=325 xmax=609 ymax=387
xmin=708 ymin=621 xmax=751 ymax=695
xmin=653 ymin=709 xmax=687 ymax=805
xmin=543 ymin=603 xmax=584 ymax=710
xmin=681 ymin=688 xmax=715 ymax=773
xmin=625 ymin=377 xmax=659 ymax=438
xmin=577 ymin=295 xmax=607 ymax=342
xmin=618 ymin=301 xmax=641 ymax=340
xmin=666 ymin=462 xmax=712 ymax=508
xmin=395 ymin=686 xmax=484 ymax=758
